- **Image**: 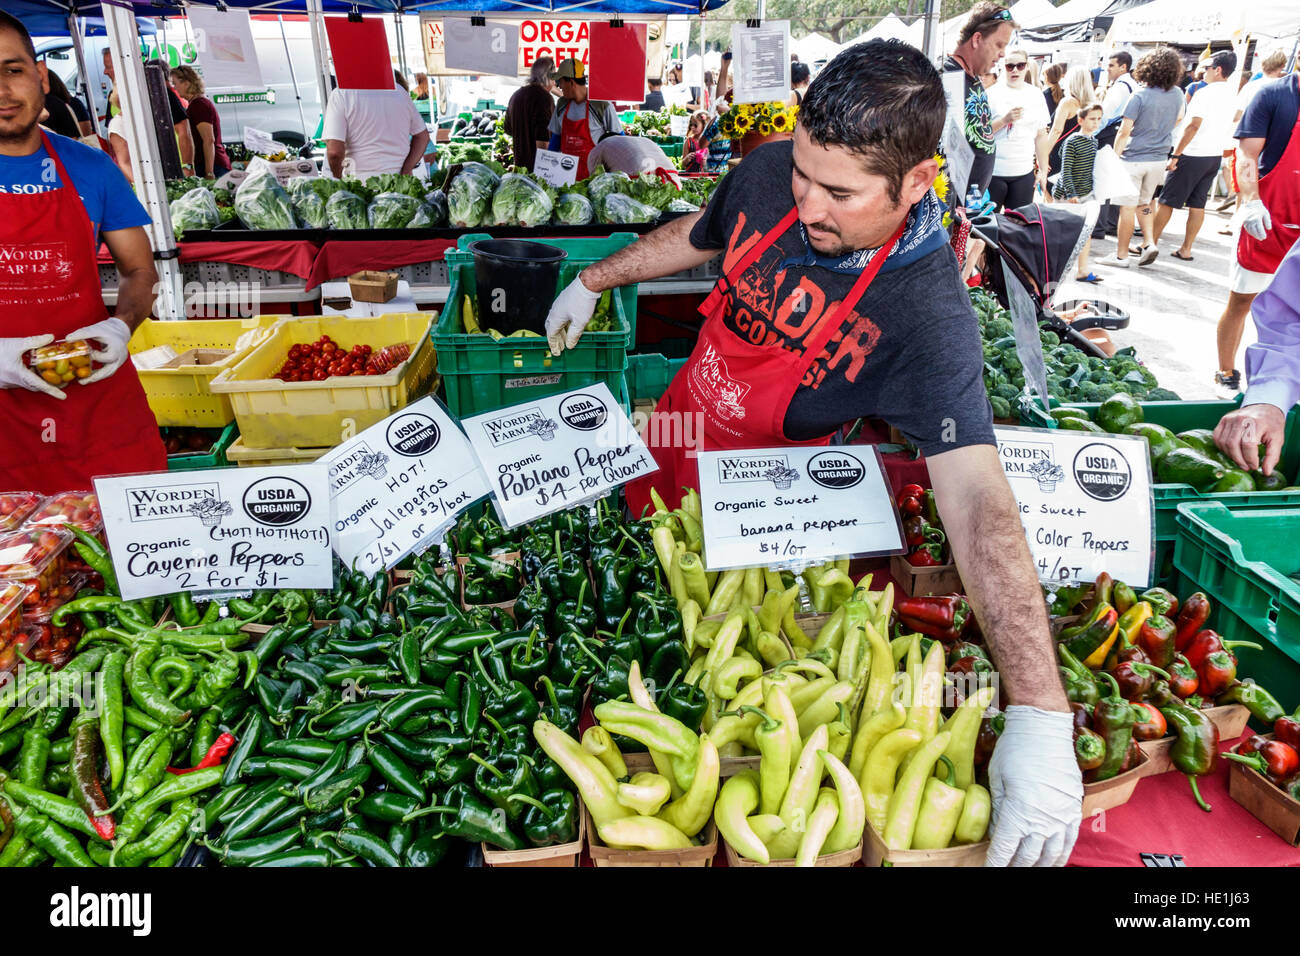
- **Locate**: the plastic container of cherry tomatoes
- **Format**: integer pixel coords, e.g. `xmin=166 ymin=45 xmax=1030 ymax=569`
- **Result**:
xmin=0 ymin=581 xmax=32 ymax=662
xmin=0 ymin=491 xmax=42 ymax=534
xmin=28 ymin=339 xmax=95 ymax=387
xmin=25 ymin=570 xmax=87 ymax=623
xmin=10 ymin=617 xmax=78 ymax=671
xmin=0 ymin=527 xmax=73 ymax=612
xmin=22 ymin=491 xmax=102 ymax=536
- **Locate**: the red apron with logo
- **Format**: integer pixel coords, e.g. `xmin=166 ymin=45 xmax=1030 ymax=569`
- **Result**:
xmin=626 ymin=207 xmax=903 ymax=515
xmin=1237 ymin=75 xmax=1300 ymax=276
xmin=560 ymin=102 xmax=598 ymax=181
xmin=0 ymin=132 xmax=166 ymax=494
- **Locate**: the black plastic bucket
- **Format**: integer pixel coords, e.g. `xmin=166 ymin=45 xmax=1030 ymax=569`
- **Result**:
xmin=469 ymin=239 xmax=568 ymax=336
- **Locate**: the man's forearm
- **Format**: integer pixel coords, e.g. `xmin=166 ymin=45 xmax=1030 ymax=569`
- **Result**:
xmin=1236 ymin=149 xmax=1261 ymax=203
xmin=929 ymin=446 xmax=1068 ymax=712
xmin=114 ymin=265 xmax=158 ymax=331
xmin=401 ymin=132 xmax=430 ymax=175
xmin=581 ymin=212 xmax=717 ymax=291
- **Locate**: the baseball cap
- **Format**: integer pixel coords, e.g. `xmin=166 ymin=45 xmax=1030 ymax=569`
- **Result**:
xmin=549 ymin=58 xmax=586 ymax=81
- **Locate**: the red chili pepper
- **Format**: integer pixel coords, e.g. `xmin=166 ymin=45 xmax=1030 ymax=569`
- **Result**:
xmin=1167 ymin=653 xmax=1199 ymax=699
xmin=1174 ymin=594 xmax=1211 ymax=652
xmin=1226 ymin=739 xmax=1300 ymax=783
xmin=1183 ymin=630 xmax=1261 ymax=671
xmin=1131 ymin=701 xmax=1167 ymax=741
xmin=1275 ymin=716 xmax=1300 ymax=750
xmin=1111 ymin=661 xmax=1168 ymax=701
xmin=1196 ymin=649 xmax=1239 ymax=698
xmin=168 ymin=732 xmax=235 ymax=775
xmin=895 ymin=593 xmax=971 ymax=642
xmin=908 ymin=544 xmax=945 ymax=567
xmin=896 ymin=484 xmax=926 ymax=518
xmin=903 ymin=516 xmax=928 ymax=548
xmin=1238 ymin=734 xmax=1269 ymax=757
xmin=1135 ymin=614 xmax=1176 ymax=669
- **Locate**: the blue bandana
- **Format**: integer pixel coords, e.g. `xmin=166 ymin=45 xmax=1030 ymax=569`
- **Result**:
xmin=778 ymin=190 xmax=949 ymax=276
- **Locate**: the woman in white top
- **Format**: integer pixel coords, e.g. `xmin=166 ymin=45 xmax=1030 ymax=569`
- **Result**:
xmin=987 ymin=48 xmax=1052 ymax=209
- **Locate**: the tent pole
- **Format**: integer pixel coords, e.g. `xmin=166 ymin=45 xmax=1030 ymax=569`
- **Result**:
xmin=278 ymin=15 xmax=311 ymax=143
xmin=396 ymin=12 xmax=409 ymax=81
xmin=67 ymin=14 xmax=101 ymax=136
xmin=922 ymin=0 xmax=942 ymax=61
xmin=307 ymin=0 xmax=333 ymax=135
xmin=103 ymin=6 xmax=183 ymax=322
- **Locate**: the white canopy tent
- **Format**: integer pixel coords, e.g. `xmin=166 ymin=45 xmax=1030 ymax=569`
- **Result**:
xmin=1106 ymin=0 xmax=1300 ymax=44
xmin=846 ymin=14 xmax=924 ymax=48
xmin=791 ymin=32 xmax=844 ymax=66
xmin=943 ymin=0 xmax=1067 ymax=51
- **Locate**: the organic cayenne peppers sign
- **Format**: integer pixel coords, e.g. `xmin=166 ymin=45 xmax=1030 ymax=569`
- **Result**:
xmin=462 ymin=382 xmax=657 ymax=529
xmin=696 ymin=445 xmax=904 ymax=571
xmin=95 ymin=467 xmax=334 ymax=601
xmin=319 ymin=397 xmax=492 ymax=572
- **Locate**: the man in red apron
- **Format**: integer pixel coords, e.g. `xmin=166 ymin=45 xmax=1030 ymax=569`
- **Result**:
xmin=0 ymin=13 xmax=165 ymax=494
xmin=546 ymin=41 xmax=1081 ymax=867
xmin=1213 ymin=71 xmax=1300 ymax=397
xmin=545 ymin=59 xmax=622 ymax=181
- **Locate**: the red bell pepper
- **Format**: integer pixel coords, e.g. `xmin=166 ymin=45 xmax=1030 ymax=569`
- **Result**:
xmin=1238 ymin=734 xmax=1269 ymax=757
xmin=1111 ymin=661 xmax=1169 ymax=701
xmin=908 ymin=544 xmax=945 ymax=566
xmin=1167 ymin=653 xmax=1199 ymax=699
xmin=1225 ymin=739 xmax=1300 ymax=783
xmin=1174 ymin=593 xmax=1211 ymax=652
xmin=1274 ymin=716 xmax=1300 ymax=750
xmin=1135 ymin=614 xmax=1176 ymax=670
xmin=896 ymin=484 xmax=926 ymax=518
xmin=1183 ymin=630 xmax=1262 ymax=671
xmin=168 ymin=732 xmax=236 ymax=775
xmin=1131 ymin=702 xmax=1167 ymax=741
xmin=1196 ymin=649 xmax=1239 ymax=698
xmin=896 ymin=593 xmax=971 ymax=642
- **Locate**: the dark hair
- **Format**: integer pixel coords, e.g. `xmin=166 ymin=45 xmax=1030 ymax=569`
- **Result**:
xmin=1078 ymin=103 xmax=1103 ymax=119
xmin=648 ymin=78 xmax=662 ymax=88
xmin=46 ymin=70 xmax=73 ymax=102
xmin=1108 ymin=50 xmax=1132 ymax=72
xmin=392 ymin=69 xmax=408 ymax=91
xmin=0 ymin=10 xmax=37 ymax=64
xmin=791 ymin=62 xmax=811 ymax=86
xmin=958 ymin=3 xmax=1017 ymax=47
xmin=1133 ymin=47 xmax=1184 ymax=91
xmin=798 ymin=40 xmax=944 ymax=205
xmin=1210 ymin=50 xmax=1237 ymax=77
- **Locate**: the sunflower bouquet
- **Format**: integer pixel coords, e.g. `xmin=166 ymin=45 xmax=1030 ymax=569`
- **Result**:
xmin=716 ymin=100 xmax=798 ymax=140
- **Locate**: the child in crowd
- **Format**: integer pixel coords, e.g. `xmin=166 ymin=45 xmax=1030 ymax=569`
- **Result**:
xmin=682 ymin=111 xmax=710 ymax=174
xmin=1052 ymin=102 xmax=1104 ymax=282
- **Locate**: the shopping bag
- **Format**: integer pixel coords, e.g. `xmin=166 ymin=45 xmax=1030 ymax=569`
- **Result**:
xmin=1093 ymin=145 xmax=1138 ymax=204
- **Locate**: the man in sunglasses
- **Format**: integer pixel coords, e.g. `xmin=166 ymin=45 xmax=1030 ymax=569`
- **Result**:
xmin=944 ymin=2 xmax=1017 ymax=202
xmin=987 ymin=50 xmax=1051 ymax=210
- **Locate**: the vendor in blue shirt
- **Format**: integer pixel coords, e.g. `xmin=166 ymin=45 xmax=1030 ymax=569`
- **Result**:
xmin=0 ymin=11 xmax=165 ymax=491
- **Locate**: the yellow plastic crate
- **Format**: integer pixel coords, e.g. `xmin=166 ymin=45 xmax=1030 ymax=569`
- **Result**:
xmin=209 ymin=313 xmax=439 ymax=450
xmin=225 ymin=435 xmax=330 ymax=468
xmin=130 ymin=317 xmax=282 ymax=427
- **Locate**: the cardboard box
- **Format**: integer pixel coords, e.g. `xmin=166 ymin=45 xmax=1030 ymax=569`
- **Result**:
xmin=348 ymin=271 xmax=399 ymax=303
xmin=1226 ymin=734 xmax=1300 ymax=845
xmin=1138 ymin=704 xmax=1250 ymax=776
xmin=1082 ymin=749 xmax=1148 ymax=816
xmin=889 ymin=554 xmax=963 ymax=597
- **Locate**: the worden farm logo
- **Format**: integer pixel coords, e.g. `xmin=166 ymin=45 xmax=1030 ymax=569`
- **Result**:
xmin=386 ymin=412 xmax=440 ymax=456
xmin=242 ymin=477 xmax=312 ymax=526
xmin=126 ymin=482 xmax=222 ymax=522
xmin=807 ymin=451 xmax=866 ymax=489
xmin=481 ymin=407 xmax=545 ymax=447
xmin=717 ymin=454 xmax=790 ymax=484
xmin=559 ymin=393 xmax=607 ymax=431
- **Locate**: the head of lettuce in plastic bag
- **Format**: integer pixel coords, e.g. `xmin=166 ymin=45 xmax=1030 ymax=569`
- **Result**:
xmin=447 ymin=162 xmax=502 ymax=227
xmin=424 ymin=189 xmax=449 ymax=227
xmin=326 ymin=190 xmax=368 ymax=231
xmin=170 ymin=186 xmax=219 ymax=239
xmin=368 ymin=192 xmax=423 ymax=229
xmin=293 ymin=190 xmax=329 ymax=229
xmin=553 ymin=192 xmax=593 ymax=226
xmin=601 ymin=192 xmax=659 ymax=225
xmin=234 ymin=161 xmax=299 ymax=230
xmin=491 ymin=173 xmax=555 ymax=228
xmin=587 ymin=168 xmax=632 ymax=207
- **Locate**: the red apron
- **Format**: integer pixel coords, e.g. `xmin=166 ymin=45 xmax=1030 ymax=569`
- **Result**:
xmin=0 ymin=132 xmax=165 ymax=495
xmin=560 ymin=101 xmax=598 ymax=181
xmin=626 ymin=207 xmax=903 ymax=514
xmin=1237 ymin=75 xmax=1300 ymax=276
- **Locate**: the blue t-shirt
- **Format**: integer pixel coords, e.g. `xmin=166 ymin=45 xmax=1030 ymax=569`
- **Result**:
xmin=1236 ymin=74 xmax=1299 ymax=178
xmin=0 ymin=133 xmax=150 ymax=243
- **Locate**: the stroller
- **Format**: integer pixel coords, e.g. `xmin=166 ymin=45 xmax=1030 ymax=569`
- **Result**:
xmin=970 ymin=202 xmax=1129 ymax=360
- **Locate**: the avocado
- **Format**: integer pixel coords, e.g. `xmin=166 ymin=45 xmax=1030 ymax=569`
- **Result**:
xmin=1253 ymin=469 xmax=1289 ymax=491
xmin=1124 ymin=422 xmax=1179 ymax=464
xmin=1212 ymin=469 xmax=1256 ymax=493
xmin=1056 ymin=417 xmax=1105 ymax=433
xmin=1096 ymin=393 xmax=1143 ymax=433
xmin=1050 ymin=407 xmax=1092 ymax=423
xmin=1175 ymin=429 xmax=1235 ymax=469
xmin=1158 ymin=447 xmax=1228 ymax=491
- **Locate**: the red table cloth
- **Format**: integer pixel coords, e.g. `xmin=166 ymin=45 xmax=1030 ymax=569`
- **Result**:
xmin=96 ymin=240 xmax=319 ymax=279
xmin=307 ymin=239 xmax=458 ymax=289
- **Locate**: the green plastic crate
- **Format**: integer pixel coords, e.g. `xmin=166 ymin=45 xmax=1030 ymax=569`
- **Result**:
xmin=164 ymin=422 xmax=238 ymax=470
xmin=626 ymin=352 xmax=687 ymax=404
xmin=436 ymin=235 xmax=636 ymax=419
xmin=1021 ymin=399 xmax=1300 ymax=587
xmin=1173 ymin=500 xmax=1300 ymax=707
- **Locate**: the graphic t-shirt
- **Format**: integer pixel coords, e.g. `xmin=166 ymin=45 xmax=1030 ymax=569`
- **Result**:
xmin=0 ymin=133 xmax=150 ymax=244
xmin=944 ymin=57 xmax=995 ymax=195
xmin=688 ymin=141 xmax=995 ymax=456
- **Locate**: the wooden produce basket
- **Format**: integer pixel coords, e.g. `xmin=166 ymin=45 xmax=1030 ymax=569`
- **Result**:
xmin=481 ymin=811 xmax=585 ymax=867
xmin=889 ymin=554 xmax=962 ymax=597
xmin=1081 ymin=749 xmax=1148 ymax=816
xmin=348 ymin=270 xmax=399 ymax=303
xmin=723 ymin=838 xmax=861 ymax=867
xmin=456 ymin=551 xmax=520 ymax=623
xmin=862 ymin=824 xmax=989 ymax=866
xmin=1138 ymin=704 xmax=1250 ymax=776
xmin=1226 ymin=734 xmax=1300 ymax=845
xmin=585 ymin=807 xmax=717 ymax=867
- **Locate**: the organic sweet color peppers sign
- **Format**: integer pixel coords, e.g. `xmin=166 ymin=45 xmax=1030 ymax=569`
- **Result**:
xmin=95 ymin=467 xmax=334 ymax=601
xmin=696 ymin=445 xmax=904 ymax=571
xmin=995 ymin=425 xmax=1154 ymax=587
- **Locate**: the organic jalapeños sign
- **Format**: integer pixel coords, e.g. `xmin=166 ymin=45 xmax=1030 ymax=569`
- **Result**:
xmin=995 ymin=425 xmax=1154 ymax=587
xmin=95 ymin=466 xmax=334 ymax=601
xmin=319 ymin=397 xmax=492 ymax=572
xmin=462 ymin=382 xmax=658 ymax=529
xmin=696 ymin=445 xmax=904 ymax=571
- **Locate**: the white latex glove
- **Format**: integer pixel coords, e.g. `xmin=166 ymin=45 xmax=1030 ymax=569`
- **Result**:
xmin=985 ymin=705 xmax=1083 ymax=867
xmin=66 ymin=317 xmax=131 ymax=385
xmin=0 ymin=334 xmax=65 ymax=400
xmin=1241 ymin=199 xmax=1272 ymax=241
xmin=545 ymin=272 xmax=601 ymax=357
